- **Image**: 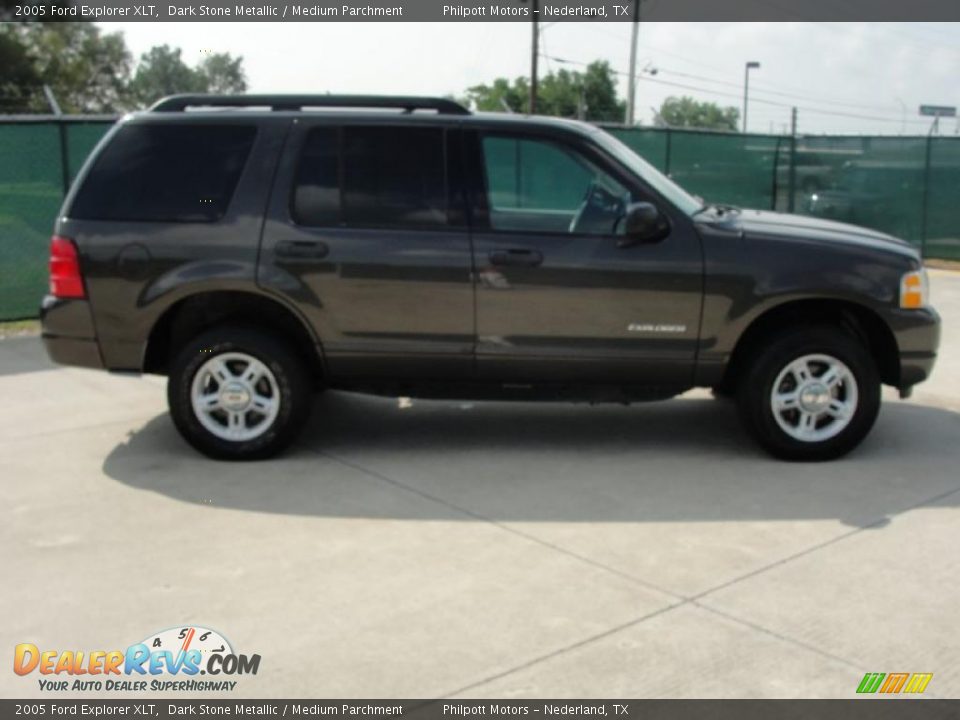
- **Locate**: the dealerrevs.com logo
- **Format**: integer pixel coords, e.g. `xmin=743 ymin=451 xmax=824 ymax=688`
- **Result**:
xmin=13 ymin=626 xmax=260 ymax=692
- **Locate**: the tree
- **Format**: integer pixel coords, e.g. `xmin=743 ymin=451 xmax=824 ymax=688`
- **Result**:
xmin=577 ymin=60 xmax=624 ymax=122
xmin=197 ymin=53 xmax=247 ymax=95
xmin=465 ymin=77 xmax=529 ymax=114
xmin=129 ymin=45 xmax=247 ymax=107
xmin=0 ymin=23 xmax=248 ymax=113
xmin=0 ymin=22 xmax=132 ymax=113
xmin=466 ymin=61 xmax=625 ymax=122
xmin=0 ymin=27 xmax=41 ymax=112
xmin=658 ymin=96 xmax=740 ymax=131
xmin=128 ymin=45 xmax=202 ymax=106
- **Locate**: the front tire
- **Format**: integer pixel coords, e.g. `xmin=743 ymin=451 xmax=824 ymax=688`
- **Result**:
xmin=737 ymin=326 xmax=881 ymax=461
xmin=168 ymin=326 xmax=312 ymax=460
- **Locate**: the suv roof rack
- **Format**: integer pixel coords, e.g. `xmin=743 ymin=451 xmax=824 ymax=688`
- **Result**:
xmin=149 ymin=94 xmax=471 ymax=115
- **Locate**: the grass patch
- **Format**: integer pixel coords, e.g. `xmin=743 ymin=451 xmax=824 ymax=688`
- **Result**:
xmin=0 ymin=319 xmax=40 ymax=339
xmin=925 ymin=258 xmax=960 ymax=272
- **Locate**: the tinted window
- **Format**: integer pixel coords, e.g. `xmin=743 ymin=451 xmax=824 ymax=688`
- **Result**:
xmin=292 ymin=127 xmax=340 ymax=226
xmin=293 ymin=125 xmax=448 ymax=229
xmin=481 ymin=135 xmax=631 ymax=235
xmin=71 ymin=124 xmax=256 ymax=222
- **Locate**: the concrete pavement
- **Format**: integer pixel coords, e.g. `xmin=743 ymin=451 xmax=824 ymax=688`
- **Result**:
xmin=1 ymin=269 xmax=958 ymax=699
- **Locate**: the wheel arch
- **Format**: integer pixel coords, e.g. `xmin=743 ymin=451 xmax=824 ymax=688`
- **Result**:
xmin=142 ymin=290 xmax=325 ymax=384
xmin=722 ymin=298 xmax=900 ymax=391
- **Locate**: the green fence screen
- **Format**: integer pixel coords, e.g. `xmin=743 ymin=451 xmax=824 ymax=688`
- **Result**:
xmin=0 ymin=119 xmax=113 ymax=320
xmin=0 ymin=120 xmax=957 ymax=321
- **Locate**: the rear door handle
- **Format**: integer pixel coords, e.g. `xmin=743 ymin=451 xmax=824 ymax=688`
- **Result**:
xmin=488 ymin=248 xmax=543 ymax=267
xmin=275 ymin=240 xmax=329 ymax=259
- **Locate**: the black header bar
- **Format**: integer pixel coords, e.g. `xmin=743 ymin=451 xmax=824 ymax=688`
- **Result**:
xmin=1 ymin=700 xmax=958 ymax=719
xmin=3 ymin=0 xmax=960 ymax=21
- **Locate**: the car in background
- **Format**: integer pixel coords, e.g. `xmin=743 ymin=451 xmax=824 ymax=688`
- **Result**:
xmin=777 ymin=150 xmax=836 ymax=194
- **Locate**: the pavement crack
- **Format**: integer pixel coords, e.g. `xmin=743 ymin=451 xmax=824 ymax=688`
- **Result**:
xmin=436 ymin=601 xmax=688 ymax=699
xmin=309 ymin=446 xmax=685 ymax=602
xmin=691 ymin=601 xmax=863 ymax=671
xmin=306 ymin=444 xmax=960 ymax=696
xmin=689 ymin=480 xmax=960 ymax=603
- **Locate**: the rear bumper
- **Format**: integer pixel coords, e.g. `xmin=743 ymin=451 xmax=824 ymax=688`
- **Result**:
xmin=39 ymin=295 xmax=104 ymax=370
xmin=42 ymin=335 xmax=104 ymax=369
xmin=889 ymin=307 xmax=940 ymax=389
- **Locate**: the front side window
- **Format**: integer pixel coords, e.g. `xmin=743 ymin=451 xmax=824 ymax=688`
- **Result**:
xmin=480 ymin=135 xmax=631 ymax=235
xmin=71 ymin=124 xmax=256 ymax=222
xmin=589 ymin=127 xmax=702 ymax=216
xmin=293 ymin=125 xmax=448 ymax=229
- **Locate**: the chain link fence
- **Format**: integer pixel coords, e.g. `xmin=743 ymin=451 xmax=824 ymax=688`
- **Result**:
xmin=0 ymin=117 xmax=114 ymax=320
xmin=607 ymin=127 xmax=960 ymax=262
xmin=1 ymin=119 xmax=957 ymax=321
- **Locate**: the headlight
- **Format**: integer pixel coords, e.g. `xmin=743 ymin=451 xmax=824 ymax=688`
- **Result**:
xmin=900 ymin=269 xmax=930 ymax=309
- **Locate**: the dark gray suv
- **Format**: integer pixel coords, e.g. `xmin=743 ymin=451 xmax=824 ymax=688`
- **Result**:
xmin=40 ymin=94 xmax=940 ymax=461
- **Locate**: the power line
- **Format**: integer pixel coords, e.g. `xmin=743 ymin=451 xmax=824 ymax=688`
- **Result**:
xmin=573 ymin=23 xmax=954 ymax=119
xmin=647 ymin=75 xmax=931 ymax=126
xmin=542 ymin=53 xmax=932 ymax=127
xmin=655 ymin=68 xmax=906 ymax=114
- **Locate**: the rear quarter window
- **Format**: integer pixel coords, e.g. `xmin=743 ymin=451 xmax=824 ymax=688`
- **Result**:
xmin=70 ymin=123 xmax=257 ymax=222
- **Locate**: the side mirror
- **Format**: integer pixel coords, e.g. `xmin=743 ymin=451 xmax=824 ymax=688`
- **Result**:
xmin=619 ymin=202 xmax=669 ymax=247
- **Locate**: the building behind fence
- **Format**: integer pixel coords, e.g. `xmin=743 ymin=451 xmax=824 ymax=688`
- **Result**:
xmin=1 ymin=118 xmax=958 ymax=321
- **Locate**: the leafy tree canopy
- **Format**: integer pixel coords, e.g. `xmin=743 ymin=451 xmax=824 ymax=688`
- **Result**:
xmin=0 ymin=23 xmax=247 ymax=113
xmin=658 ymin=95 xmax=740 ymax=131
xmin=129 ymin=45 xmax=247 ymax=106
xmin=1 ymin=22 xmax=131 ymax=113
xmin=467 ymin=61 xmax=625 ymax=122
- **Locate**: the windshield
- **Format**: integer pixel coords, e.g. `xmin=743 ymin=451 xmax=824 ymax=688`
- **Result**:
xmin=590 ymin=127 xmax=703 ymax=216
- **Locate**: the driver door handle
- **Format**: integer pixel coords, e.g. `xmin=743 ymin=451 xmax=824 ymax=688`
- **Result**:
xmin=489 ymin=248 xmax=543 ymax=268
xmin=276 ymin=239 xmax=329 ymax=259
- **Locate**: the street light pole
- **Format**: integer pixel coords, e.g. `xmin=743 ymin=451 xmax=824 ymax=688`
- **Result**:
xmin=742 ymin=61 xmax=760 ymax=133
xmin=626 ymin=0 xmax=641 ymax=125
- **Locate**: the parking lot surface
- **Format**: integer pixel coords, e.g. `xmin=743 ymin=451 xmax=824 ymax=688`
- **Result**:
xmin=1 ymin=269 xmax=958 ymax=699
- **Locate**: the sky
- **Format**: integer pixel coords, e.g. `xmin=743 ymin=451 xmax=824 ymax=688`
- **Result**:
xmin=104 ymin=21 xmax=960 ymax=135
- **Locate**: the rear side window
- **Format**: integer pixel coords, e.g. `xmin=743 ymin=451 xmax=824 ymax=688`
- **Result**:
xmin=292 ymin=125 xmax=448 ymax=229
xmin=71 ymin=124 xmax=256 ymax=222
xmin=292 ymin=127 xmax=340 ymax=226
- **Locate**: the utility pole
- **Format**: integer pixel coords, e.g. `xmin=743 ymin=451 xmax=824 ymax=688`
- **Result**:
xmin=530 ymin=0 xmax=539 ymax=114
xmin=787 ymin=106 xmax=798 ymax=213
xmin=626 ymin=0 xmax=641 ymax=126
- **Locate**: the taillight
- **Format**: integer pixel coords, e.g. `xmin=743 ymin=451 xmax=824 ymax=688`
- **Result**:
xmin=49 ymin=235 xmax=86 ymax=299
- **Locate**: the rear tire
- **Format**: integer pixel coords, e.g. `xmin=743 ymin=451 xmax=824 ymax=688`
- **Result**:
xmin=168 ymin=326 xmax=312 ymax=460
xmin=711 ymin=384 xmax=735 ymax=400
xmin=737 ymin=326 xmax=881 ymax=461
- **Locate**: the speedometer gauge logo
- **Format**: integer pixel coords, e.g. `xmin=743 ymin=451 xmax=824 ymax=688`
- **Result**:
xmin=141 ymin=626 xmax=234 ymax=667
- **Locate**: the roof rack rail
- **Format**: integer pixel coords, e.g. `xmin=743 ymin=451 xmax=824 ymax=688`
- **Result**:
xmin=149 ymin=94 xmax=471 ymax=115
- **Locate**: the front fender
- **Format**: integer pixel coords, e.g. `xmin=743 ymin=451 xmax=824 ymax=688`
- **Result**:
xmin=694 ymin=227 xmax=913 ymax=385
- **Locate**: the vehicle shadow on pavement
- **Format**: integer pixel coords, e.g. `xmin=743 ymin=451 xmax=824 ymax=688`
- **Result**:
xmin=102 ymin=391 xmax=960 ymax=528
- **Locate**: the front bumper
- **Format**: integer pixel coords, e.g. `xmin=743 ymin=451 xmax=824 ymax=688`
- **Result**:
xmin=39 ymin=295 xmax=104 ymax=370
xmin=888 ymin=306 xmax=940 ymax=389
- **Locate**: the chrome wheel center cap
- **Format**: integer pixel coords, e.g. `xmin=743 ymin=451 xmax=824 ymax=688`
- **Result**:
xmin=799 ymin=382 xmax=830 ymax=413
xmin=219 ymin=382 xmax=251 ymax=411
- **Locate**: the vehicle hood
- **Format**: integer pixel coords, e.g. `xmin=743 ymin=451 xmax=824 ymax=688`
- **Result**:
xmin=735 ymin=209 xmax=917 ymax=258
